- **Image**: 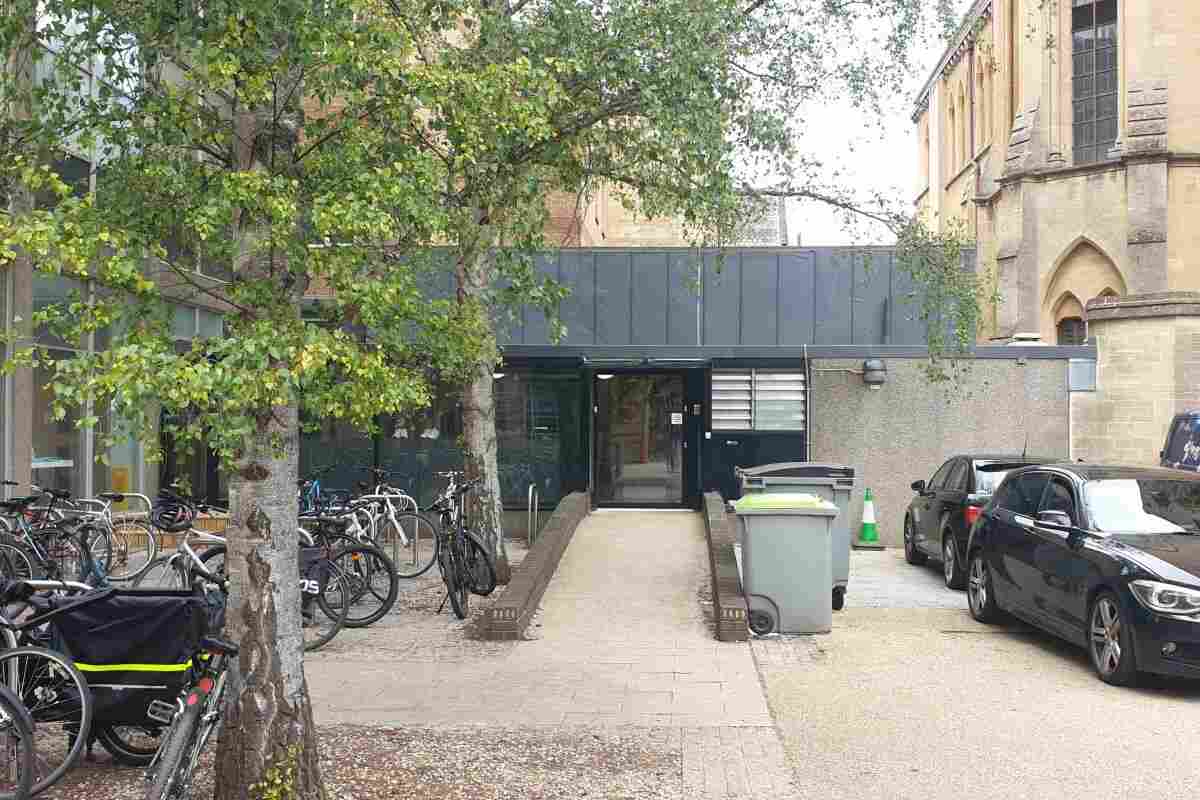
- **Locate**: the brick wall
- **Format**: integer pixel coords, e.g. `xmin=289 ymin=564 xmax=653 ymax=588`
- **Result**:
xmin=702 ymin=493 xmax=748 ymax=642
xmin=478 ymin=492 xmax=590 ymax=640
xmin=1072 ymin=293 xmax=1200 ymax=465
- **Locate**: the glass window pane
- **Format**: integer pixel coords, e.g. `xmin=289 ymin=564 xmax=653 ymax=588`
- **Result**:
xmin=33 ymin=274 xmax=83 ymax=348
xmin=753 ymin=371 xmax=805 ymax=431
xmin=1073 ymin=76 xmax=1092 ymax=100
xmin=1073 ymin=52 xmax=1093 ymax=74
xmin=197 ymin=309 xmax=223 ymax=338
xmin=1098 ymin=117 xmax=1118 ymax=143
xmin=1097 ymin=94 xmax=1117 ymax=119
xmin=711 ymin=371 xmax=753 ymax=430
xmin=1096 ymin=0 xmax=1117 ymax=25
xmin=33 ymin=351 xmax=85 ymax=497
xmin=1096 ymin=47 xmax=1115 ymax=71
xmin=171 ymin=306 xmax=195 ymax=340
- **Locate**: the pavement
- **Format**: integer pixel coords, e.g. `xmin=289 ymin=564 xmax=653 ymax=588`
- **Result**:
xmin=759 ymin=549 xmax=1200 ymax=800
xmin=306 ymin=509 xmax=796 ymax=798
xmin=305 ymin=522 xmax=1200 ymax=799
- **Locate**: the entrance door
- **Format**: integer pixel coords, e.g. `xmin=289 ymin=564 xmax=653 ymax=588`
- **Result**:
xmin=594 ymin=373 xmax=685 ymax=506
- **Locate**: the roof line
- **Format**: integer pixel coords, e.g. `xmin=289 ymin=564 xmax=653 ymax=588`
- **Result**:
xmin=911 ymin=0 xmax=994 ymax=122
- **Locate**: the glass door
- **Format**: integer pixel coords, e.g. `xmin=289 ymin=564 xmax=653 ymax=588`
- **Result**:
xmin=594 ymin=373 xmax=685 ymax=505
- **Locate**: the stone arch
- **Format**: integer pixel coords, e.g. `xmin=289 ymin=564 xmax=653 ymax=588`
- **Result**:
xmin=1040 ymin=238 xmax=1127 ymax=342
xmin=1051 ymin=291 xmax=1084 ymax=324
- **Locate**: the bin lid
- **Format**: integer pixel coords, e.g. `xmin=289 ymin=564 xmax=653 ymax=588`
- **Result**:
xmin=736 ymin=462 xmax=855 ymax=479
xmin=733 ymin=492 xmax=839 ymax=517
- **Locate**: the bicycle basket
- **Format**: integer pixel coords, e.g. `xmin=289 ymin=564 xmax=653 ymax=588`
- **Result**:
xmin=50 ymin=589 xmax=207 ymax=726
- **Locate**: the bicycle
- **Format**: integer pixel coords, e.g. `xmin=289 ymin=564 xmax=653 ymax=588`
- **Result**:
xmin=428 ymin=472 xmax=497 ymax=620
xmin=355 ymin=467 xmax=438 ymax=580
xmin=0 ymin=681 xmax=35 ymax=800
xmin=141 ymin=635 xmax=237 ymax=800
xmin=0 ymin=495 xmax=105 ymax=586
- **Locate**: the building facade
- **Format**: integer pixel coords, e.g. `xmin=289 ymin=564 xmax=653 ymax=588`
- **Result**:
xmin=913 ymin=0 xmax=1200 ymax=346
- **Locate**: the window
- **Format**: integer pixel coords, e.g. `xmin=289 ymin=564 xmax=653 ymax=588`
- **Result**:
xmin=1083 ymin=478 xmax=1200 ymax=533
xmin=1057 ymin=316 xmax=1086 ymax=345
xmin=947 ymin=103 xmax=957 ymax=175
xmin=1040 ymin=478 xmax=1078 ymax=525
xmin=1072 ymin=0 xmax=1118 ymax=164
xmin=947 ymin=460 xmax=970 ymax=492
xmin=710 ymin=370 xmax=805 ymax=431
xmin=928 ymin=460 xmax=956 ymax=491
xmin=974 ymin=463 xmax=1015 ymax=496
xmin=999 ymin=472 xmax=1051 ymax=515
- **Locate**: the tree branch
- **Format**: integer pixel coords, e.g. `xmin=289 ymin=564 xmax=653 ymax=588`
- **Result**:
xmin=741 ymin=185 xmax=903 ymax=232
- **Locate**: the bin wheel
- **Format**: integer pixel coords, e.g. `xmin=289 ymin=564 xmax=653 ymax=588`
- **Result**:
xmin=832 ymin=587 xmax=845 ymax=611
xmin=748 ymin=610 xmax=775 ymax=636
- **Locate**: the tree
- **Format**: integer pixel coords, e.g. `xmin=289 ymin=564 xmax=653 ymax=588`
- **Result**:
xmin=0 ymin=2 xmax=494 ymax=797
xmin=377 ymin=0 xmax=955 ymax=578
xmin=2 ymin=0 xmax=957 ymax=795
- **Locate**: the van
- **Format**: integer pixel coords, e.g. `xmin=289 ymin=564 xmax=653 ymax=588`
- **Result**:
xmin=1160 ymin=411 xmax=1200 ymax=471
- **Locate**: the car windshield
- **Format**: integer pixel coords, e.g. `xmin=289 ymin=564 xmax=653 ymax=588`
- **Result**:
xmin=973 ymin=463 xmax=1013 ymax=495
xmin=1083 ymin=478 xmax=1200 ymax=533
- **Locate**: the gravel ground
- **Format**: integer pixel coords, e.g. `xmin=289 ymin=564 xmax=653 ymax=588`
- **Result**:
xmin=44 ymin=723 xmax=685 ymax=800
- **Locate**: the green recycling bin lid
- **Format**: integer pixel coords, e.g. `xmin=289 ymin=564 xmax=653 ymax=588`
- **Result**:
xmin=733 ymin=492 xmax=839 ymax=516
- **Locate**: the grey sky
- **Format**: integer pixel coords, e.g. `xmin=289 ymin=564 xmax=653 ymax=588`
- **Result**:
xmin=785 ymin=3 xmax=969 ymax=246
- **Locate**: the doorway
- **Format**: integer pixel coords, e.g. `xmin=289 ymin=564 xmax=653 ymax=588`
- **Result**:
xmin=593 ymin=373 xmax=687 ymax=506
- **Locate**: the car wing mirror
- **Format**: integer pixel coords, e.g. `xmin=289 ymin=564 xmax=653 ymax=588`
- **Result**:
xmin=911 ymin=479 xmax=926 ymax=493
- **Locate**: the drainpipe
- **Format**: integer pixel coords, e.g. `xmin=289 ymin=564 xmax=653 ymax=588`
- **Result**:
xmin=969 ymin=42 xmax=979 ymax=237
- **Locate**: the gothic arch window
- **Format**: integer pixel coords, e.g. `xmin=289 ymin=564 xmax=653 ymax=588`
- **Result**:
xmin=948 ymin=102 xmax=957 ymax=174
xmin=1057 ymin=316 xmax=1086 ymax=345
xmin=1072 ymin=0 xmax=1118 ymax=164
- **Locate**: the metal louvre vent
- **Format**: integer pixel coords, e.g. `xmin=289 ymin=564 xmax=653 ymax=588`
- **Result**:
xmin=711 ymin=369 xmax=805 ymax=431
xmin=711 ymin=371 xmax=753 ymax=430
xmin=754 ymin=371 xmax=806 ymax=430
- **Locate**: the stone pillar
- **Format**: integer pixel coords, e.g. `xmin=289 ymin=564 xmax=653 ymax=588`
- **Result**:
xmin=9 ymin=259 xmax=33 ymax=491
xmin=1071 ymin=293 xmax=1200 ymax=465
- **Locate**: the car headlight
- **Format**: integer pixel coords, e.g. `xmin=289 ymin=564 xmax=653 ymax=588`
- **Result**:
xmin=1130 ymin=580 xmax=1200 ymax=617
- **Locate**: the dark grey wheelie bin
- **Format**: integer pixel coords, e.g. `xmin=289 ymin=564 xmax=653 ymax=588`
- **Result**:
xmin=732 ymin=493 xmax=839 ymax=635
xmin=736 ymin=463 xmax=855 ymax=610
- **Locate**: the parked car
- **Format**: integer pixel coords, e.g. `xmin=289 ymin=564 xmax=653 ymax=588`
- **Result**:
xmin=966 ymin=463 xmax=1200 ymax=685
xmin=1160 ymin=410 xmax=1200 ymax=471
xmin=904 ymin=454 xmax=1048 ymax=589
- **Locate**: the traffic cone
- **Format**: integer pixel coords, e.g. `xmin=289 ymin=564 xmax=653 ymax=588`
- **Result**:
xmin=854 ymin=488 xmax=885 ymax=550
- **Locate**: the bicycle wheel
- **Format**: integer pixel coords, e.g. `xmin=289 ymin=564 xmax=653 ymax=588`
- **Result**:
xmin=438 ymin=541 xmax=468 ymax=620
xmin=0 ymin=647 xmax=92 ymax=796
xmin=105 ymin=520 xmax=158 ymax=582
xmin=40 ymin=532 xmax=86 ymax=584
xmin=304 ymin=570 xmax=349 ymax=652
xmin=0 ymin=684 xmax=34 ymax=800
xmin=462 ymin=532 xmax=497 ymax=597
xmin=377 ymin=512 xmax=438 ymax=579
xmin=95 ymin=724 xmax=163 ymax=767
xmin=325 ymin=545 xmax=398 ymax=628
xmin=0 ymin=545 xmax=33 ymax=582
xmin=143 ymin=698 xmax=201 ymax=800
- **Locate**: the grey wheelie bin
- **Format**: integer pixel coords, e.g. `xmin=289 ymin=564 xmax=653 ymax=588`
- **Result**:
xmin=736 ymin=463 xmax=855 ymax=610
xmin=732 ymin=493 xmax=839 ymax=636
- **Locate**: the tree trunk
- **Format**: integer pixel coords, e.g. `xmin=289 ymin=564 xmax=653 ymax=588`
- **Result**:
xmin=456 ymin=241 xmax=511 ymax=584
xmin=214 ymin=403 xmax=325 ymax=800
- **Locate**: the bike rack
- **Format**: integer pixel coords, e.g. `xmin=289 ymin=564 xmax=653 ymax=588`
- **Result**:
xmin=527 ymin=484 xmax=540 ymax=545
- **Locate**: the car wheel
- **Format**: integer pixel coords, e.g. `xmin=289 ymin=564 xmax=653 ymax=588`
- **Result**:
xmin=967 ymin=551 xmax=1001 ymax=623
xmin=1089 ymin=592 xmax=1139 ymax=686
xmin=942 ymin=531 xmax=967 ymax=590
xmin=904 ymin=516 xmax=927 ymax=566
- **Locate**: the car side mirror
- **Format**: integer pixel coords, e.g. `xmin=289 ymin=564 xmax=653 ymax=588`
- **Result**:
xmin=911 ymin=480 xmax=926 ymax=493
xmin=1036 ymin=510 xmax=1073 ymax=529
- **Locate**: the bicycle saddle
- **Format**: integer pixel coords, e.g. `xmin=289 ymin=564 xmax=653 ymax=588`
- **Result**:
xmin=42 ymin=488 xmax=71 ymax=500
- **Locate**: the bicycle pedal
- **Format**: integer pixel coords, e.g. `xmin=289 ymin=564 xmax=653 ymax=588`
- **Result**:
xmin=147 ymin=699 xmax=179 ymax=725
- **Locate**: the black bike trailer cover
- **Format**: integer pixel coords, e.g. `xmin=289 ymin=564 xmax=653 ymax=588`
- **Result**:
xmin=51 ymin=589 xmax=207 ymax=725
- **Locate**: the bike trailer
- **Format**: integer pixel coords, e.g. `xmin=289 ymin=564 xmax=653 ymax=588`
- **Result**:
xmin=49 ymin=589 xmax=208 ymax=726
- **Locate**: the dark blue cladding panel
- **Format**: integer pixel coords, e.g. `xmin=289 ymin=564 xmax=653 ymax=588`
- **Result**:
xmin=668 ymin=252 xmax=701 ymax=345
xmin=560 ymin=250 xmax=596 ymax=345
xmin=777 ymin=251 xmax=815 ymax=345
xmin=520 ymin=253 xmax=559 ymax=344
xmin=631 ymin=251 xmax=669 ymax=345
xmin=703 ymin=251 xmax=741 ymax=345
xmin=739 ymin=252 xmax=779 ymax=346
xmin=852 ymin=251 xmax=891 ymax=345
xmin=595 ymin=251 xmax=632 ymax=345
xmin=813 ymin=249 xmax=852 ymax=344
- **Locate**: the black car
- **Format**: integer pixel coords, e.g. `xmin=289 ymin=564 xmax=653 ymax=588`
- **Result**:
xmin=1160 ymin=410 xmax=1200 ymax=472
xmin=966 ymin=463 xmax=1200 ymax=685
xmin=904 ymin=455 xmax=1048 ymax=589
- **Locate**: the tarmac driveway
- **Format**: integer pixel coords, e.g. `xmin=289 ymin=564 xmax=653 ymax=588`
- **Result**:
xmin=755 ymin=550 xmax=1200 ymax=800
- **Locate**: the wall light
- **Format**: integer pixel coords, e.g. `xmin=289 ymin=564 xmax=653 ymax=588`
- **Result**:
xmin=492 ymin=372 xmax=506 ymax=379
xmin=597 ymin=373 xmax=615 ymax=380
xmin=862 ymin=358 xmax=887 ymax=388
